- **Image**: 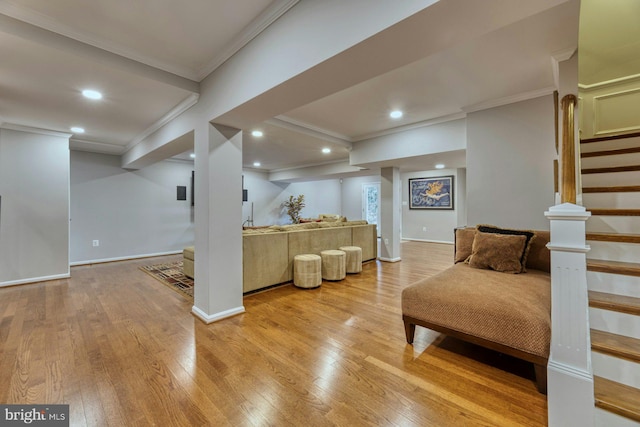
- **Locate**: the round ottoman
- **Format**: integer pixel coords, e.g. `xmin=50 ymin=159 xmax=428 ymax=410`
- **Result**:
xmin=293 ymin=254 xmax=322 ymax=288
xmin=320 ymin=250 xmax=346 ymax=281
xmin=339 ymin=246 xmax=362 ymax=274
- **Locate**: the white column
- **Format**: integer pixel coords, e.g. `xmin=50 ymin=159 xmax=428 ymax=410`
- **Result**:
xmin=379 ymin=167 xmax=401 ymax=262
xmin=545 ymin=202 xmax=594 ymax=427
xmin=192 ymin=123 xmax=245 ymax=323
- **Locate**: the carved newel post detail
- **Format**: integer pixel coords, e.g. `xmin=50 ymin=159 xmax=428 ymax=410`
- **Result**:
xmin=545 ymin=203 xmax=594 ymax=427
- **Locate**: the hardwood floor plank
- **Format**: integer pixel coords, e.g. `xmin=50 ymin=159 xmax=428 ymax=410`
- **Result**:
xmin=0 ymin=242 xmax=547 ymax=426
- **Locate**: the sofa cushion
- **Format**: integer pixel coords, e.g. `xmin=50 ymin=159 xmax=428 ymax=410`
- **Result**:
xmin=183 ymin=246 xmax=195 ymax=261
xmin=477 ymin=225 xmax=536 ymax=272
xmin=468 ymin=231 xmax=527 ymax=274
xmin=527 ymin=231 xmax=551 ymax=273
xmin=454 ymin=227 xmax=475 ymax=263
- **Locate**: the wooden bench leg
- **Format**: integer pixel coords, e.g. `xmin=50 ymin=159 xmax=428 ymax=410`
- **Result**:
xmin=403 ymin=318 xmax=416 ymax=344
xmin=533 ymin=363 xmax=547 ymax=394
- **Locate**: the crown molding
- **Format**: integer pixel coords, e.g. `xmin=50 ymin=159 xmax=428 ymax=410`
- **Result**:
xmin=268 ymin=158 xmax=355 ymax=174
xmin=197 ymin=0 xmax=299 ymax=80
xmin=269 ymin=116 xmax=353 ymax=148
xmin=1 ymin=122 xmax=71 ymax=138
xmin=0 ymin=0 xmax=299 ymax=82
xmin=0 ymin=2 xmax=198 ymax=80
xmin=352 ymin=112 xmax=467 ymax=142
xmin=578 ymin=73 xmax=640 ymax=92
xmin=69 ymin=138 xmax=125 ymax=155
xmin=551 ymin=47 xmax=577 ymax=89
xmin=463 ymin=86 xmax=556 ymax=114
xmin=0 ymin=12 xmax=199 ymax=92
xmin=125 ymin=93 xmax=199 ymax=152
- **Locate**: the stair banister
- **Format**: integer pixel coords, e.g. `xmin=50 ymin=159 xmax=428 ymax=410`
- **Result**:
xmin=561 ymin=94 xmax=578 ymax=204
xmin=546 ymin=204 xmax=593 ymax=426
xmin=546 ymin=92 xmax=594 ymax=426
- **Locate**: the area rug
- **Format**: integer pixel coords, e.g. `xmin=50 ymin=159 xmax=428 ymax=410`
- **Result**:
xmin=140 ymin=261 xmax=194 ymax=299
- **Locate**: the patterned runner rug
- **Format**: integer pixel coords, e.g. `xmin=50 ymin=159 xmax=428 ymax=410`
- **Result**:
xmin=140 ymin=261 xmax=194 ymax=299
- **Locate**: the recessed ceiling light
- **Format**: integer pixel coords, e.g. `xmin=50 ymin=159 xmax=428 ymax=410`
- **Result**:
xmin=251 ymin=130 xmax=263 ymax=137
xmin=322 ymin=148 xmax=331 ymax=154
xmin=82 ymin=89 xmax=102 ymax=100
xmin=70 ymin=127 xmax=85 ymax=134
xmin=253 ymin=162 xmax=261 ymax=167
xmin=189 ymin=153 xmax=195 ymax=159
xmin=390 ymin=110 xmax=403 ymax=119
xmin=435 ymin=164 xmax=445 ymax=169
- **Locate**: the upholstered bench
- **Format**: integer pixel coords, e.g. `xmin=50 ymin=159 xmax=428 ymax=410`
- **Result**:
xmin=402 ymin=227 xmax=551 ymax=393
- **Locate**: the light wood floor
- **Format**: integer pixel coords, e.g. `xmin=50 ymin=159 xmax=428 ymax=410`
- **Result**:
xmin=0 ymin=241 xmax=547 ymax=426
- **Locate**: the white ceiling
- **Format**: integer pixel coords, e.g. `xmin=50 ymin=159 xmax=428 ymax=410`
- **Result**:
xmin=0 ymin=0 xmax=585 ymax=175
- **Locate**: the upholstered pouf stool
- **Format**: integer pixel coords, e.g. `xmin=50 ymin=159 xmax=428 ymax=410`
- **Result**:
xmin=293 ymin=254 xmax=322 ymax=288
xmin=320 ymin=249 xmax=346 ymax=281
xmin=339 ymin=246 xmax=362 ymax=274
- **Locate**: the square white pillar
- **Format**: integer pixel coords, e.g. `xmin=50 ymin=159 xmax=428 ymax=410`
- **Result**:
xmin=192 ymin=123 xmax=245 ymax=323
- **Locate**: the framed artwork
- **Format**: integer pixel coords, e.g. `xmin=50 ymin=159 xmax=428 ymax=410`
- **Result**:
xmin=409 ymin=176 xmax=454 ymax=210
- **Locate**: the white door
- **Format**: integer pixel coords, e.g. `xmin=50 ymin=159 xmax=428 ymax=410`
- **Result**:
xmin=362 ymin=183 xmax=381 ymax=236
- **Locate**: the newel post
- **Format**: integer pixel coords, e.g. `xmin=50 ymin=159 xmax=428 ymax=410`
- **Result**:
xmin=545 ymin=203 xmax=594 ymax=427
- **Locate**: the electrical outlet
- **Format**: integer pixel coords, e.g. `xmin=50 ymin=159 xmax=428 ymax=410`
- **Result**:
xmin=422 ymin=226 xmax=427 ymax=232
xmin=384 ymin=238 xmax=389 ymax=245
xmin=92 ymin=240 xmax=99 ymax=247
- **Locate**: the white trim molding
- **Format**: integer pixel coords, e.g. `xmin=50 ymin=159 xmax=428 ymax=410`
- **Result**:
xmin=191 ymin=305 xmax=246 ymax=324
xmin=1 ymin=122 xmax=72 ymax=138
xmin=378 ymin=256 xmax=401 ymax=263
xmin=125 ymin=93 xmax=200 ymax=152
xmin=0 ymin=272 xmax=70 ymax=288
xmin=579 ymin=72 xmax=640 ymax=92
xmin=551 ymin=47 xmax=577 ymax=89
xmin=69 ymin=138 xmax=125 ymax=155
xmin=463 ymin=86 xmax=557 ymax=114
xmin=69 ymin=250 xmax=183 ymax=266
xmin=354 ymin=112 xmax=466 ymax=142
xmin=197 ymin=0 xmax=300 ymax=80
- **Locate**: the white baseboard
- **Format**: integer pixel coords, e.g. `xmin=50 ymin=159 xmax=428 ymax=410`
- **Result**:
xmin=70 ymin=250 xmax=183 ymax=266
xmin=191 ymin=305 xmax=245 ymax=324
xmin=401 ymin=238 xmax=454 ymax=244
xmin=378 ymin=257 xmax=401 ymax=263
xmin=0 ymin=272 xmax=71 ymax=288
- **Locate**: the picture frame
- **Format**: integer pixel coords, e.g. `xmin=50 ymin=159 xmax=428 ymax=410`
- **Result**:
xmin=409 ymin=176 xmax=454 ymax=210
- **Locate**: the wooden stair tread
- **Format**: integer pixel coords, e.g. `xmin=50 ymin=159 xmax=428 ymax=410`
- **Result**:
xmin=583 ymin=185 xmax=640 ymax=193
xmin=589 ymin=209 xmax=640 ymax=216
xmin=587 ymin=232 xmax=640 ymax=244
xmin=589 ymin=291 xmax=640 ymax=315
xmin=587 ymin=259 xmax=640 ymax=277
xmin=591 ymin=330 xmax=640 ymax=363
xmin=594 ymin=376 xmax=640 ymax=422
xmin=582 ymin=146 xmax=640 ymax=158
xmin=581 ymin=131 xmax=640 ymax=144
xmin=582 ymin=165 xmax=640 ymax=174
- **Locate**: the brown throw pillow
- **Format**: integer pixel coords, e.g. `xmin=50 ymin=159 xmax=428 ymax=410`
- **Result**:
xmin=476 ymin=224 xmax=536 ymax=272
xmin=454 ymin=227 xmax=475 ymax=263
xmin=468 ymin=231 xmax=527 ymax=274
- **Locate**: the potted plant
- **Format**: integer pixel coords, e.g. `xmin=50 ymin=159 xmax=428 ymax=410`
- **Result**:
xmin=284 ymin=194 xmax=305 ymax=224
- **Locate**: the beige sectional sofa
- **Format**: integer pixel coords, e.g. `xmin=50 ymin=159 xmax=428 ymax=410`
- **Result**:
xmin=184 ymin=220 xmax=377 ymax=294
xmin=242 ymin=221 xmax=377 ymax=293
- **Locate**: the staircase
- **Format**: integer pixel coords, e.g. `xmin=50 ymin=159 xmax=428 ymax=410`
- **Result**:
xmin=580 ymin=132 xmax=640 ymax=426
